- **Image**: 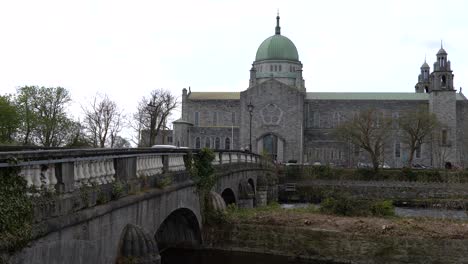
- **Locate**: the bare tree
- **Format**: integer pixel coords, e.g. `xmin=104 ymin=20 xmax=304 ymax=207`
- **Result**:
xmin=399 ymin=108 xmax=439 ymax=167
xmin=82 ymin=94 xmax=123 ymax=148
xmin=134 ymin=89 xmax=178 ymax=147
xmin=335 ymin=109 xmax=391 ymax=172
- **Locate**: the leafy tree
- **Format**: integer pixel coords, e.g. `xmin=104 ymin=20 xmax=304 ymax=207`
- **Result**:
xmin=134 ymin=89 xmax=178 ymax=147
xmin=82 ymin=94 xmax=123 ymax=148
xmin=335 ymin=109 xmax=391 ymax=172
xmin=15 ymin=86 xmax=38 ymax=145
xmin=33 ymin=87 xmax=72 ymax=147
xmin=15 ymin=86 xmax=73 ymax=147
xmin=399 ymin=108 xmax=439 ymax=167
xmin=0 ymin=95 xmax=20 ymax=144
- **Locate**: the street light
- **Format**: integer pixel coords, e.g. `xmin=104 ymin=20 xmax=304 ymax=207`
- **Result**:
xmin=147 ymin=103 xmax=156 ymax=146
xmin=247 ymin=101 xmax=254 ymax=153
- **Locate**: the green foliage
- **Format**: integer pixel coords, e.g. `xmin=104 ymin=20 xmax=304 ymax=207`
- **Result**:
xmin=400 ymin=167 xmax=416 ymax=181
xmin=355 ymin=168 xmax=377 ymax=180
xmin=0 ymin=95 xmax=20 ymax=144
xmin=96 ymin=188 xmax=109 ymax=205
xmin=204 ymin=207 xmax=228 ymax=226
xmin=189 ymin=148 xmax=216 ymax=223
xmin=155 ymin=174 xmax=172 ymax=188
xmin=0 ymin=162 xmax=34 ymax=252
xmin=15 ymin=86 xmax=74 ymax=147
xmin=371 ymin=200 xmax=395 ymax=217
xmin=190 ymin=148 xmax=216 ymax=194
xmin=320 ymin=193 xmax=394 ymax=217
xmin=112 ymin=180 xmax=125 ymax=200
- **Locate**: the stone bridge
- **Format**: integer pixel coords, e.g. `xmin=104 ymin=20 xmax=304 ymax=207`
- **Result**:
xmin=0 ymin=148 xmax=276 ymax=264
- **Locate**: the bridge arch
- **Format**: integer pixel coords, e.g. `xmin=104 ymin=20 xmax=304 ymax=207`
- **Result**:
xmin=221 ymin=188 xmax=237 ymax=205
xmin=155 ymin=208 xmax=201 ymax=251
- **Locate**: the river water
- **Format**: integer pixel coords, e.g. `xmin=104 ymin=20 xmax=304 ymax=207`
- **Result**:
xmin=161 ymin=248 xmax=339 ymax=264
xmin=281 ymin=203 xmax=468 ymax=220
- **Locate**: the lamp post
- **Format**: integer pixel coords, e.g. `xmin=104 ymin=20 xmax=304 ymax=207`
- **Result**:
xmin=147 ymin=103 xmax=156 ymax=146
xmin=247 ymin=101 xmax=254 ymax=153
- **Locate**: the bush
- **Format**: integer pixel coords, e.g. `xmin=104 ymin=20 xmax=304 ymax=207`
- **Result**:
xmin=0 ymin=163 xmax=34 ymax=252
xmin=400 ymin=167 xmax=416 ymax=181
xmin=320 ymin=193 xmax=394 ymax=217
xmin=371 ymin=200 xmax=395 ymax=217
xmin=355 ymin=168 xmax=375 ymax=180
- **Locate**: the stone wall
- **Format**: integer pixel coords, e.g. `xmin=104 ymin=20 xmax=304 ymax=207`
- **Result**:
xmin=291 ymin=180 xmax=468 ymax=201
xmin=304 ymin=99 xmax=432 ymax=168
xmin=240 ymin=79 xmax=305 ymax=162
xmin=203 ymin=224 xmax=468 ymax=264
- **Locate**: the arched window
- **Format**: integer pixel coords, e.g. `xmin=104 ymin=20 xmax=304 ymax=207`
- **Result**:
xmin=205 ymin=137 xmax=211 ymax=148
xmin=225 ymin=137 xmax=231 ymax=150
xmin=215 ymin=137 xmax=221 ymax=149
xmin=441 ymin=75 xmax=446 ymax=87
xmin=442 ymin=130 xmax=448 ymax=145
xmin=195 ymin=137 xmax=201 ymax=149
xmin=279 ymin=65 xmax=282 ymax=71
xmin=270 ymin=65 xmax=273 ymax=71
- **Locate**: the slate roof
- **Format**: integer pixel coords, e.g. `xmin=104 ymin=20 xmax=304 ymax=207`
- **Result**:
xmin=307 ymin=92 xmax=467 ymax=101
xmin=188 ymin=92 xmax=240 ymax=100
xmin=187 ymin=92 xmax=467 ymax=101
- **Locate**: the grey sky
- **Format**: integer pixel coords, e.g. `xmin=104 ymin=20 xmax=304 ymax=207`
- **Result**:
xmin=1 ymin=0 xmax=467 ymax=129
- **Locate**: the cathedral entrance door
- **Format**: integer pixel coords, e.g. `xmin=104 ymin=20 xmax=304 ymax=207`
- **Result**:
xmin=258 ymin=133 xmax=284 ymax=162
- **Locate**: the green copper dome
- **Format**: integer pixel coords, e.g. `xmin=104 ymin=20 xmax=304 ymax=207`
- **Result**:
xmin=255 ymin=15 xmax=299 ymax=61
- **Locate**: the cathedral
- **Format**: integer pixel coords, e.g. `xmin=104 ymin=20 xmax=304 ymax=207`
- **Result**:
xmin=173 ymin=15 xmax=468 ymax=168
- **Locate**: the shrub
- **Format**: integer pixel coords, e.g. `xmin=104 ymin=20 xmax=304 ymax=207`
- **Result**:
xmin=0 ymin=163 xmax=34 ymax=252
xmin=112 ymin=180 xmax=125 ymax=200
xmin=355 ymin=168 xmax=375 ymax=180
xmin=400 ymin=167 xmax=416 ymax=181
xmin=319 ymin=193 xmax=394 ymax=217
xmin=371 ymin=200 xmax=395 ymax=217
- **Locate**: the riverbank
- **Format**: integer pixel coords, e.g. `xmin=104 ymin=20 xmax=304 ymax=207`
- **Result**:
xmin=202 ymin=206 xmax=468 ymax=263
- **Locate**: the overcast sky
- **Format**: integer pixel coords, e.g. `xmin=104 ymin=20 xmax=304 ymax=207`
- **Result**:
xmin=1 ymin=0 xmax=468 ymax=134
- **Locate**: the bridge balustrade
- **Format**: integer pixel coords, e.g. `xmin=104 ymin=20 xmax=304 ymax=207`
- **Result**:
xmin=0 ymin=148 xmax=268 ymax=196
xmin=136 ymin=155 xmax=163 ymax=177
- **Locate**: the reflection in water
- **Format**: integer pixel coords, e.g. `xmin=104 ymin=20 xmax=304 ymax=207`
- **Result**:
xmin=161 ymin=248 xmax=337 ymax=264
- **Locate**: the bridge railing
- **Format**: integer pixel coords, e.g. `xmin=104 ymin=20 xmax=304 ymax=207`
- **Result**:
xmin=0 ymin=148 xmax=272 ymax=196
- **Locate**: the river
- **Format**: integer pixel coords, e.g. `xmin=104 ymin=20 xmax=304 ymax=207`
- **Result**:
xmin=161 ymin=248 xmax=339 ymax=264
xmin=281 ymin=203 xmax=468 ymax=220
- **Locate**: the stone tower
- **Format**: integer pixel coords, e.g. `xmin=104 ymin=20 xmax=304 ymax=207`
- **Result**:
xmin=428 ymin=43 xmax=458 ymax=167
xmin=415 ymin=59 xmax=431 ymax=93
xmin=241 ymin=14 xmax=305 ymax=162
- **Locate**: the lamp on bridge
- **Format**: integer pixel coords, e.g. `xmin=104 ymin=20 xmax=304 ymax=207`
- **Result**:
xmin=247 ymin=101 xmax=254 ymax=153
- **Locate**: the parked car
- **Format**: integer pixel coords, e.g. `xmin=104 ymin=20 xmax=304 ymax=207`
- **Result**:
xmin=357 ymin=162 xmax=372 ymax=168
xmin=379 ymin=163 xmax=390 ymax=169
xmin=312 ymin=162 xmax=322 ymax=166
xmin=412 ymin=163 xmax=426 ymax=169
xmin=151 ymin=145 xmax=178 ymax=149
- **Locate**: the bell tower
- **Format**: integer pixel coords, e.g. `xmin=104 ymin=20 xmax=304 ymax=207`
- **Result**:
xmin=428 ymin=43 xmax=458 ymax=167
xmin=430 ymin=42 xmax=454 ymax=91
xmin=415 ymin=58 xmax=431 ymax=93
